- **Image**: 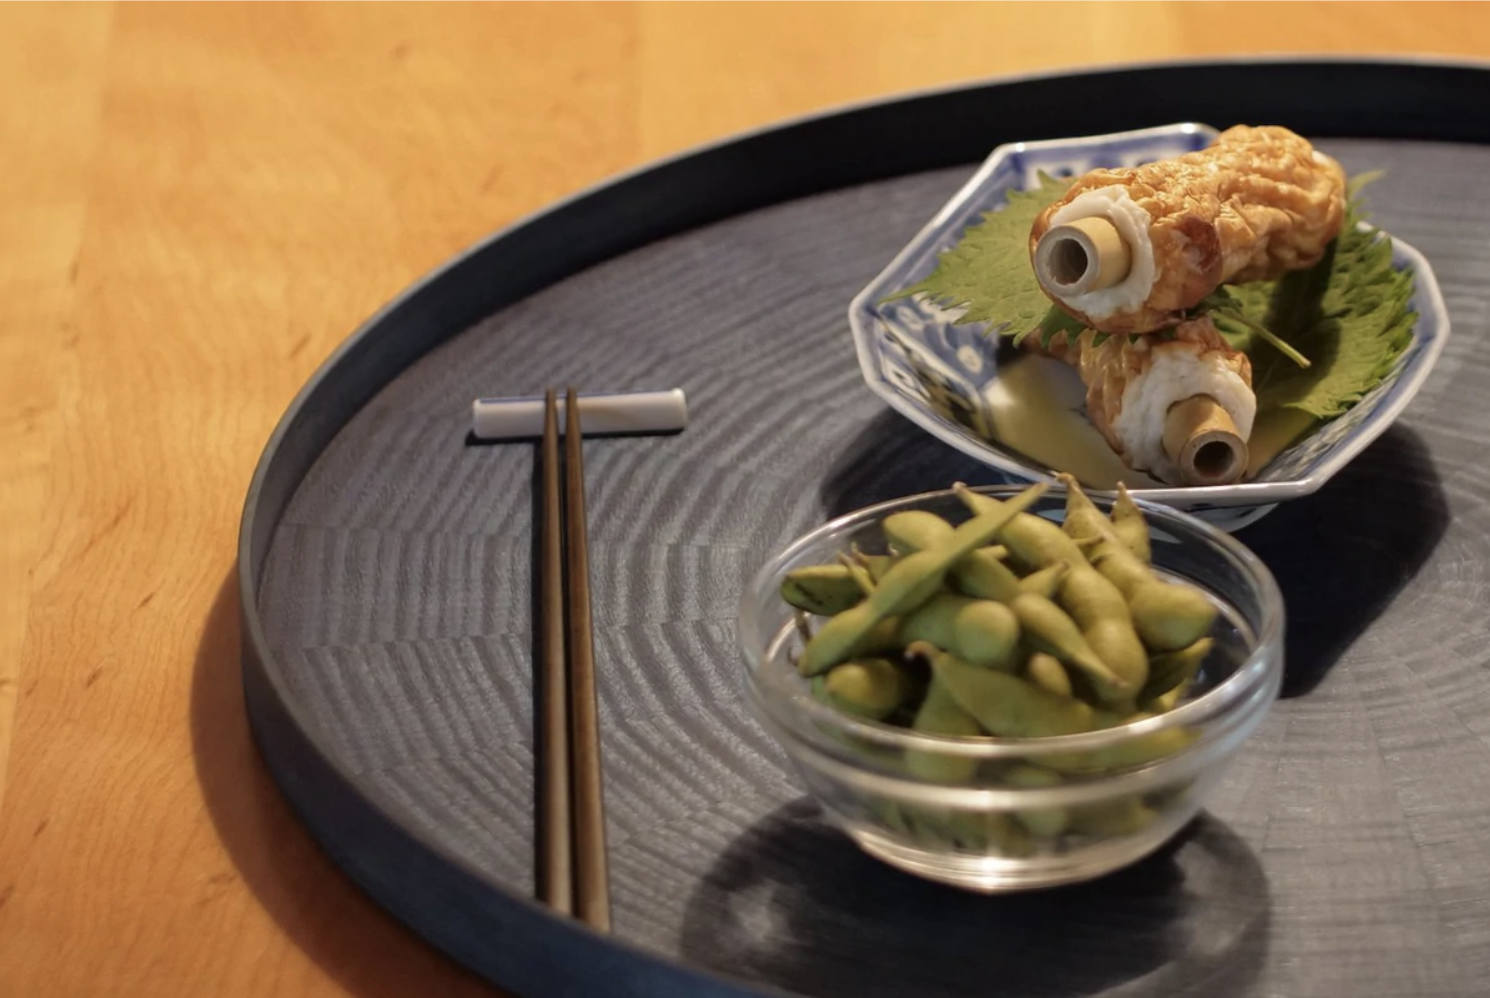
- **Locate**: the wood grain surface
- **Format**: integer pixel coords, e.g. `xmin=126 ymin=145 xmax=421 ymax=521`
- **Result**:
xmin=3 ymin=3 xmax=1490 ymax=996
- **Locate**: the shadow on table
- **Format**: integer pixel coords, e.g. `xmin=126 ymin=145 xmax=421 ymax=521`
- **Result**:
xmin=189 ymin=572 xmax=497 ymax=998
xmin=681 ymin=798 xmax=1270 ymax=998
xmin=820 ymin=414 xmax=1449 ymax=699
xmin=1237 ymin=424 xmax=1447 ymax=697
xmin=817 ymin=410 xmax=1014 ymax=519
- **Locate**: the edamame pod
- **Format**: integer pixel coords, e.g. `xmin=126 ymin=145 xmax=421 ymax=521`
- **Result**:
xmin=1140 ymin=636 xmax=1213 ymax=704
xmin=854 ymin=550 xmax=895 ymax=583
xmin=899 ymin=593 xmax=974 ymax=651
xmin=906 ymin=676 xmax=982 ymax=782
xmin=951 ymin=547 xmax=1021 ymax=603
xmin=822 ymin=658 xmax=912 ymax=719
xmin=1059 ymin=563 xmax=1147 ymax=689
xmin=869 ymin=482 xmax=1050 ymax=617
xmin=1045 ymin=715 xmax=1196 ymax=772
xmin=1069 ymin=797 xmax=1157 ymax=837
xmin=1003 ymin=763 xmax=1069 ymax=838
xmin=1078 ymin=516 xmax=1215 ymax=652
xmin=1057 ymin=473 xmax=1115 ymax=545
xmin=1057 ymin=563 xmax=1130 ymax=629
xmin=1016 ymin=561 xmax=1069 ymax=599
xmin=1128 ymin=581 xmax=1217 ymax=651
xmin=952 ymin=483 xmax=1085 ymax=568
xmin=780 ymin=564 xmax=863 ymax=616
xmin=798 ymin=602 xmax=880 ymax=676
xmin=1024 ymin=651 xmax=1073 ymax=697
xmin=1082 ymin=615 xmax=1149 ymax=693
xmin=848 ymin=616 xmax=903 ymax=658
xmin=799 ymin=482 xmax=1048 ymax=673
xmin=1091 ymin=545 xmax=1151 ymax=597
xmin=882 ymin=510 xmax=954 ymax=554
xmin=952 ymin=599 xmax=1020 ymax=671
xmin=1110 ymin=483 xmax=1151 ymax=562
xmin=836 ymin=554 xmax=877 ymax=598
xmin=1008 ymin=593 xmax=1132 ymax=704
xmin=916 ymin=642 xmax=1098 ymax=737
xmin=940 ymin=809 xmax=1034 ymax=856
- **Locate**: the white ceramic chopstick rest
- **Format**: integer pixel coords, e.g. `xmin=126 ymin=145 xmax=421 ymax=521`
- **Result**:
xmin=471 ymin=388 xmax=688 ymax=440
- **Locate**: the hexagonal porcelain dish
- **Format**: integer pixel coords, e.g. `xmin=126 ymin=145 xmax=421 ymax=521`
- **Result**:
xmin=847 ymin=123 xmax=1448 ymax=530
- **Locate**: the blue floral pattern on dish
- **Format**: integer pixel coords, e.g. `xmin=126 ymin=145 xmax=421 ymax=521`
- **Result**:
xmin=847 ymin=123 xmax=1449 ymax=530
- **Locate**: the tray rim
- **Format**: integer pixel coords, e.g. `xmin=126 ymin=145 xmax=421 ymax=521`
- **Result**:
xmin=238 ymin=56 xmax=1490 ymax=998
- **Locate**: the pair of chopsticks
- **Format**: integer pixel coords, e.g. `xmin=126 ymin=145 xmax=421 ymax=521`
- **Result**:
xmin=537 ymin=388 xmax=611 ymax=932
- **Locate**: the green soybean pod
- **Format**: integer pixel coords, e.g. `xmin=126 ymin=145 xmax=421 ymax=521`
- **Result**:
xmin=821 ymin=658 xmax=912 ymax=719
xmin=882 ymin=510 xmax=955 ymax=554
xmin=906 ymin=676 xmax=982 ymax=783
xmin=835 ymin=554 xmax=877 ymax=597
xmin=898 ymin=592 xmax=974 ymax=651
xmin=917 ymin=642 xmax=1098 ymax=738
xmin=1016 ymin=561 xmax=1069 ymax=599
xmin=869 ymin=482 xmax=1050 ymax=617
xmin=1110 ymin=482 xmax=1152 ymax=562
xmin=1024 ymin=651 xmax=1073 ymax=697
xmin=1057 ymin=563 xmax=1130 ymax=629
xmin=780 ymin=564 xmax=863 ymax=616
xmin=1069 ymin=796 xmax=1157 ymax=837
xmin=952 ymin=483 xmax=1085 ymax=568
xmin=1056 ymin=473 xmax=1115 ymax=545
xmin=1091 ymin=544 xmax=1152 ymax=598
xmin=869 ymin=797 xmax=912 ymax=837
xmin=848 ymin=615 xmax=903 ymax=658
xmin=854 ymin=550 xmax=896 ymax=583
xmin=1046 ymin=716 xmax=1196 ymax=773
xmin=1082 ymin=615 xmax=1149 ymax=693
xmin=1003 ymin=763 xmax=1069 ymax=838
xmin=1058 ymin=564 xmax=1147 ymax=689
xmin=942 ymin=809 xmax=1034 ymax=856
xmin=1140 ymin=636 xmax=1213 ymax=704
xmin=801 ymin=483 xmax=1050 ymax=677
xmin=1008 ymin=593 xmax=1132 ymax=705
xmin=951 ymin=547 xmax=1021 ymax=603
xmin=798 ymin=602 xmax=880 ymax=676
xmin=952 ymin=599 xmax=1020 ymax=671
xmin=869 ymin=549 xmax=951 ymax=617
xmin=1148 ymin=686 xmax=1184 ymax=713
xmin=1128 ymin=580 xmax=1217 ymax=651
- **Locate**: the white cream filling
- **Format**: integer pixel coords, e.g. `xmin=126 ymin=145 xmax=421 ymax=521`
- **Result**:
xmin=1111 ymin=345 xmax=1255 ymax=482
xmin=1046 ymin=187 xmax=1157 ymax=320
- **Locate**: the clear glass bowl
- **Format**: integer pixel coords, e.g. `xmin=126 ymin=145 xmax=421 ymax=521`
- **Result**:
xmin=739 ymin=485 xmax=1284 ymax=892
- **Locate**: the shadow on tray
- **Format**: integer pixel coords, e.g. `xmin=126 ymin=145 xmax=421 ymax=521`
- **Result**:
xmin=1237 ymin=423 xmax=1447 ymax=697
xmin=820 ymin=414 xmax=1448 ymax=699
xmin=682 ymin=798 xmax=1270 ymax=998
xmin=189 ymin=573 xmax=494 ymax=998
xmin=817 ymin=410 xmax=1016 ymax=520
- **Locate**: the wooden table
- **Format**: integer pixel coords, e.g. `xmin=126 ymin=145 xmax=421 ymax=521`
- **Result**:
xmin=4 ymin=3 xmax=1488 ymax=994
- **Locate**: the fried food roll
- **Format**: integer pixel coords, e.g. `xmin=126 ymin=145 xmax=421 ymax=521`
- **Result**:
xmin=1030 ymin=126 xmax=1347 ymax=335
xmin=1044 ymin=318 xmax=1254 ymax=485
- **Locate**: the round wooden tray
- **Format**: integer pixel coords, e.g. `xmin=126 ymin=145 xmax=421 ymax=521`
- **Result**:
xmin=239 ymin=59 xmax=1490 ymax=996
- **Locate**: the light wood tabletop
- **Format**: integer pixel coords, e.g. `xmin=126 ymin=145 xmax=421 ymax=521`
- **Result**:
xmin=3 ymin=3 xmax=1488 ymax=994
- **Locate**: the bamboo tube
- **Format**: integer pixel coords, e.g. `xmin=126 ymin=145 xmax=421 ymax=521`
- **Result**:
xmin=1033 ymin=216 xmax=1132 ymax=297
xmin=1162 ymin=395 xmax=1249 ymax=486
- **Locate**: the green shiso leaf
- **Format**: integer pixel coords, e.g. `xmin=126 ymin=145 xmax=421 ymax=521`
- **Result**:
xmin=1207 ymin=186 xmax=1416 ymax=419
xmin=886 ymin=171 xmax=1083 ymax=345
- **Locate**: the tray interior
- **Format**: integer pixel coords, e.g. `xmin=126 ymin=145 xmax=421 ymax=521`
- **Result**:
xmin=255 ymin=138 xmax=1490 ymax=997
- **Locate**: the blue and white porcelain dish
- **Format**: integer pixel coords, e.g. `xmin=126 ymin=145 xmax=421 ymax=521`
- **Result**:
xmin=847 ymin=122 xmax=1449 ymax=531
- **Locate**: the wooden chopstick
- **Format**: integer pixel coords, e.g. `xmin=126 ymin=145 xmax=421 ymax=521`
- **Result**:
xmin=563 ymin=387 xmax=611 ymax=932
xmin=537 ymin=389 xmax=572 ymax=914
